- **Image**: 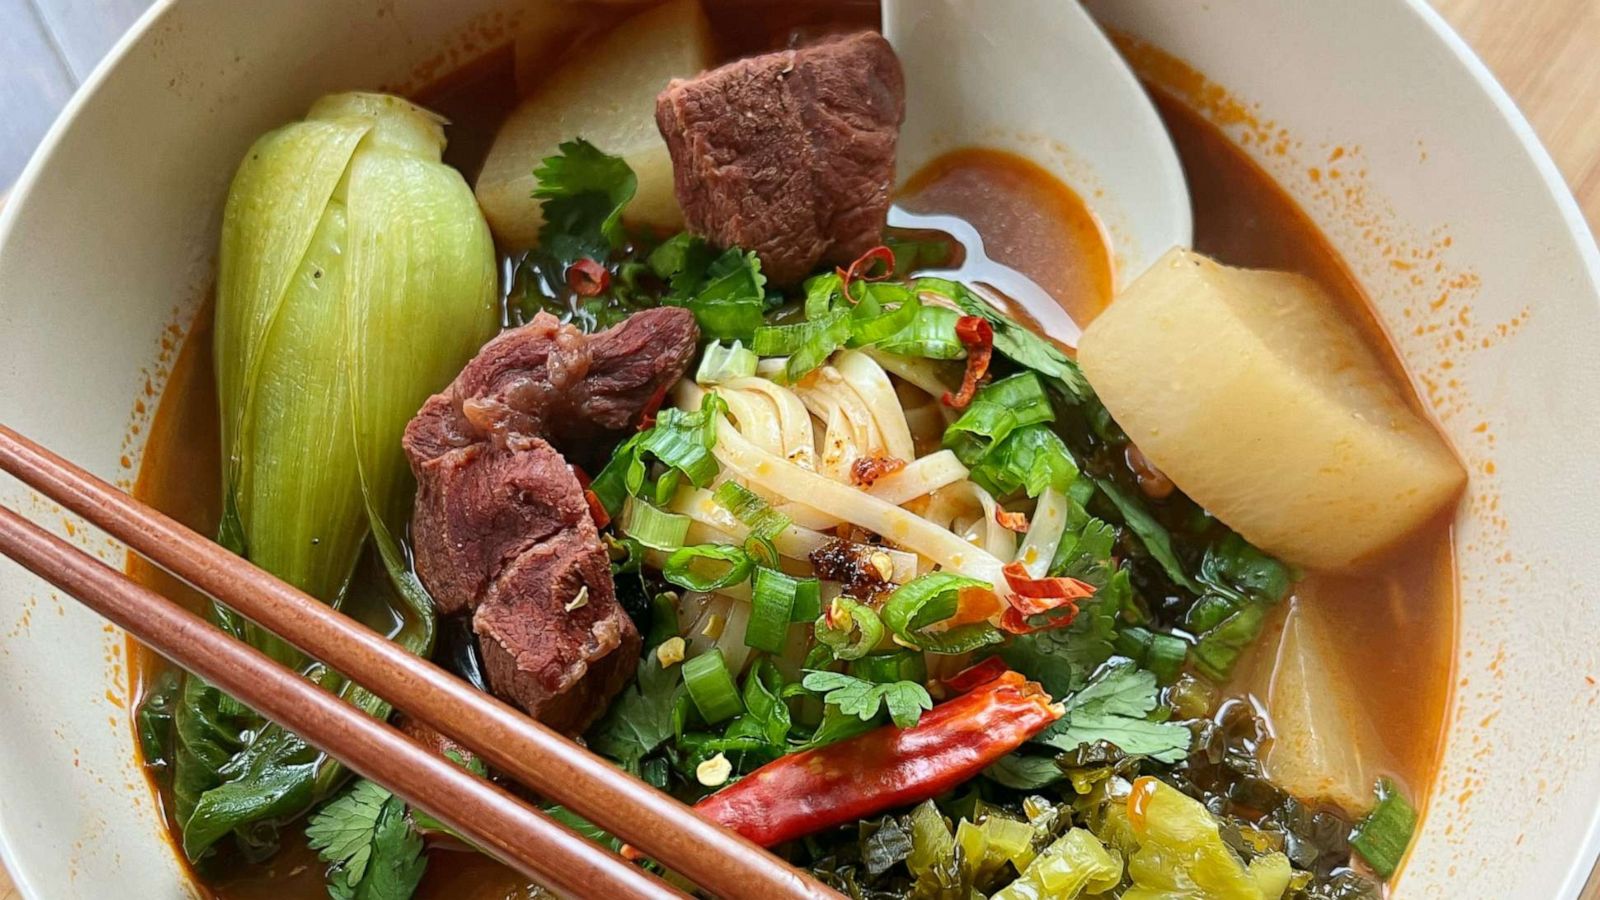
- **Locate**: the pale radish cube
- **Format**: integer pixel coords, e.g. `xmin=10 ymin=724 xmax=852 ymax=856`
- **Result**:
xmin=1077 ymin=248 xmax=1464 ymax=571
xmin=476 ymin=0 xmax=714 ymax=248
xmin=1261 ymin=602 xmax=1388 ymax=815
xmin=510 ymin=2 xmax=655 ymax=96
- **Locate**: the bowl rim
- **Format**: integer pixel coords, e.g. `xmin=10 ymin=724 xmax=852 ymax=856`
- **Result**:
xmin=1 ymin=0 xmax=1598 ymax=896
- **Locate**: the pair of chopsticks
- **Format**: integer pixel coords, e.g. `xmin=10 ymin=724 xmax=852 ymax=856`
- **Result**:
xmin=0 ymin=425 xmax=840 ymax=900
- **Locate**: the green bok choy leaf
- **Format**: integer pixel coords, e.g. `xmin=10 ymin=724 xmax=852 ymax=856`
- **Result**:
xmin=171 ymin=92 xmax=497 ymax=862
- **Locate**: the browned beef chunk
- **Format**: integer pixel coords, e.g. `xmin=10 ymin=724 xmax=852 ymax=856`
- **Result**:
xmin=398 ymin=714 xmax=479 ymax=770
xmin=403 ymin=308 xmax=698 ymax=733
xmin=406 ymin=307 xmax=700 ymax=471
xmin=655 ymin=31 xmax=905 ymax=284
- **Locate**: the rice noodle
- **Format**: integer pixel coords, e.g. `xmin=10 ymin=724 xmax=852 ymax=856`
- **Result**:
xmin=924 ymin=482 xmax=1016 ymax=561
xmin=1015 ymin=486 xmax=1070 ymax=579
xmin=813 ymin=403 xmax=863 ymax=482
xmin=715 ymin=386 xmax=785 ymax=456
xmin=711 ymin=416 xmax=1006 ymax=583
xmin=668 ymin=485 xmax=833 ymax=560
xmin=865 ymin=348 xmax=956 ymax=399
xmin=834 ymin=350 xmax=915 ymax=461
xmin=866 ymin=450 xmax=969 ymax=506
xmin=677 ymin=591 xmax=754 ymax=675
xmin=721 ymin=377 xmax=815 ymax=469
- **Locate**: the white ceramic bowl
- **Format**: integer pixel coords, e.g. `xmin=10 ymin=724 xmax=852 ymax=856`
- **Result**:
xmin=1 ymin=1 xmax=1597 ymax=897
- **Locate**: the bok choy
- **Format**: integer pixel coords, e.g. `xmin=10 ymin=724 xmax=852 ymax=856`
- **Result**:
xmin=169 ymin=92 xmax=497 ymax=861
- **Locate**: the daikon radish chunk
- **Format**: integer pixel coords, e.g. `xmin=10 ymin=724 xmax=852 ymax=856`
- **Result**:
xmin=476 ymin=0 xmax=713 ymax=247
xmin=511 ymin=3 xmax=651 ymax=96
xmin=1261 ymin=602 xmax=1389 ymax=815
xmin=1077 ymin=248 xmax=1464 ymax=570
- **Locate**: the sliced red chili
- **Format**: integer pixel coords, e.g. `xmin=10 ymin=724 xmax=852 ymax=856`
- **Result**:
xmin=994 ymin=507 xmax=1030 ymax=533
xmin=565 ymin=258 xmax=611 ymax=297
xmin=942 ymin=315 xmax=993 ymax=409
xmin=637 ymin=379 xmax=672 ymax=431
xmin=583 ymin=489 xmax=610 ymax=530
xmin=693 ymin=670 xmax=1060 ymax=846
xmin=999 ymin=605 xmax=1076 ymax=635
xmin=943 ymin=656 xmax=1009 ymax=693
xmin=849 ymin=450 xmax=908 ymax=487
xmin=1001 ymin=560 xmax=1096 ymax=616
xmin=837 ymin=244 xmax=896 ymax=305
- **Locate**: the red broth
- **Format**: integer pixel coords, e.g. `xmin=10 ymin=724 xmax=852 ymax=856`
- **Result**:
xmin=125 ymin=7 xmax=1454 ymax=897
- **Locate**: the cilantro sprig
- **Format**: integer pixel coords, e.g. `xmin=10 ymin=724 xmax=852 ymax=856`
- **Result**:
xmin=305 ymin=780 xmax=427 ymax=900
xmin=1037 ymin=661 xmax=1191 ymax=763
xmin=801 ymin=670 xmax=932 ymax=729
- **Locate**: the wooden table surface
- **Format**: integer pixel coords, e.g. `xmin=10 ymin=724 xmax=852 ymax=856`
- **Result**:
xmin=0 ymin=1 xmax=1597 ymax=897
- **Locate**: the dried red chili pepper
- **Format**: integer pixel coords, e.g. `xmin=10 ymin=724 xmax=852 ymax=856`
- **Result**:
xmin=942 ymin=656 xmax=1010 ymax=693
xmin=942 ymin=315 xmax=993 ymax=409
xmin=849 ymin=450 xmax=908 ymax=487
xmin=693 ymin=670 xmax=1060 ymax=847
xmin=995 ymin=561 xmax=1096 ymax=634
xmin=837 ymin=244 xmax=896 ymax=305
xmin=1000 ymin=560 xmax=1095 ymax=616
xmin=565 ymin=258 xmax=611 ymax=296
xmin=994 ymin=507 xmax=1030 ymax=533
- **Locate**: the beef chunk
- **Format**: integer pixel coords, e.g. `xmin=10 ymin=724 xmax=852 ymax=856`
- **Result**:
xmin=398 ymin=714 xmax=479 ymax=770
xmin=476 ymin=527 xmax=639 ymax=734
xmin=406 ymin=307 xmax=699 ymax=471
xmin=655 ymin=31 xmax=905 ymax=284
xmin=407 ymin=434 xmax=590 ymax=618
xmin=403 ymin=309 xmax=698 ymax=733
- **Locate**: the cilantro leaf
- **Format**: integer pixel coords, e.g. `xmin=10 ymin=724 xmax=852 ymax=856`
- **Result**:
xmin=533 ymin=139 xmax=637 ymax=266
xmin=306 ymin=780 xmax=427 ymax=900
xmin=1037 ymin=661 xmax=1191 ymax=763
xmin=801 ymin=670 xmax=932 ymax=729
xmin=1000 ymin=574 xmax=1125 ymax=698
xmin=586 ymin=650 xmax=683 ymax=769
xmin=983 ymin=752 xmax=1066 ymax=790
xmin=649 ymin=233 xmax=770 ymax=341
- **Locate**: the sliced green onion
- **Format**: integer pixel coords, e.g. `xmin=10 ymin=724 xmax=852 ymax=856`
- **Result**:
xmin=695 ymin=340 xmax=758 ymax=385
xmin=662 ymin=544 xmax=754 ymax=593
xmin=846 ymin=284 xmax=920 ymax=347
xmin=1115 ymin=626 xmax=1188 ymax=685
xmin=589 ymin=433 xmax=643 ymax=519
xmin=789 ymin=578 xmax=823 ymax=623
xmin=752 ymin=312 xmax=842 ymax=356
xmin=814 ymin=597 xmax=884 ymax=660
xmin=712 ymin=481 xmax=791 ymax=542
xmin=880 ymin=573 xmax=1004 ymax=654
xmin=746 ymin=567 xmax=812 ymax=653
xmin=943 ymin=376 xmax=1053 ymax=466
xmin=848 ymin=650 xmax=927 ymax=686
xmin=783 ymin=311 xmax=854 ymax=382
xmin=682 ymin=649 xmax=744 ymax=724
xmin=802 ymin=271 xmax=844 ymax=320
xmin=636 ymin=394 xmax=726 ymax=489
xmin=652 ymin=468 xmax=683 ymax=508
xmin=874 ymin=303 xmax=964 ymax=359
xmin=621 ymin=500 xmax=690 ymax=551
xmin=968 ymin=424 xmax=1078 ymax=500
xmin=979 ymin=372 xmax=1054 ymax=421
xmin=686 ymin=249 xmax=768 ymax=342
xmin=1350 ymin=779 xmax=1417 ymax=878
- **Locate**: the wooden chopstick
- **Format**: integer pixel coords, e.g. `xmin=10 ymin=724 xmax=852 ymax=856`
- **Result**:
xmin=0 ymin=425 xmax=840 ymax=900
xmin=0 ymin=502 xmax=684 ymax=899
